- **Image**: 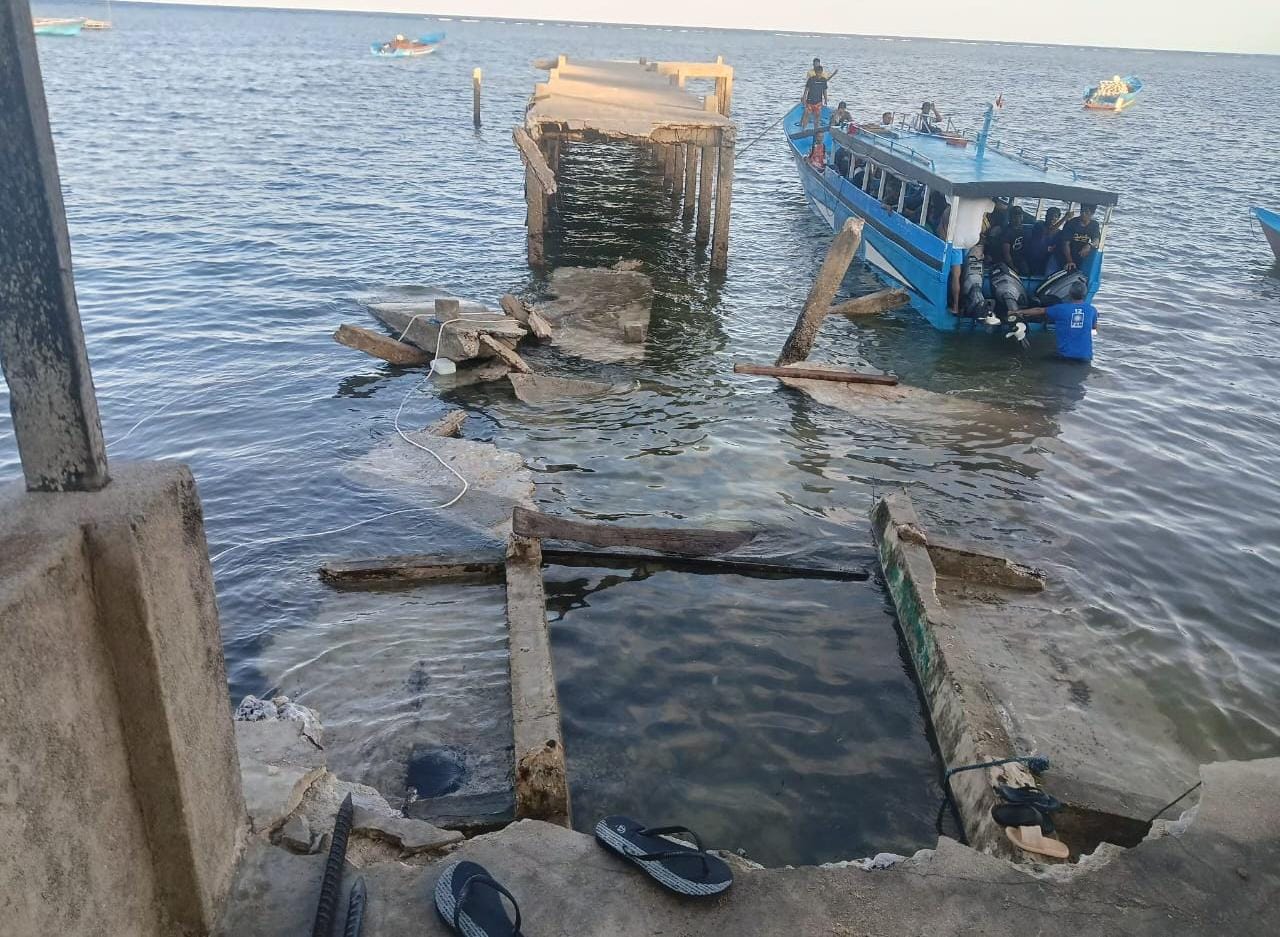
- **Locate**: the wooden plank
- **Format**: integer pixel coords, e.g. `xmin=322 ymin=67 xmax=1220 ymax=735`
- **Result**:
xmin=829 ymin=288 xmax=910 ymax=319
xmin=776 ymin=218 xmax=865 ymax=366
xmin=499 ymin=294 xmax=553 ymax=340
xmin=333 ymin=324 xmax=430 ymax=366
xmin=479 ymin=334 xmax=533 ymax=373
xmin=426 ymin=410 xmax=467 ymax=438
xmin=512 ymin=126 xmax=557 ymax=195
xmin=672 ymin=144 xmax=685 ymax=202
xmin=506 ymin=535 xmax=571 ymax=827
xmin=711 ymin=129 xmax=735 ymax=272
xmin=317 ymin=553 xmax=506 ymax=587
xmin=697 ymin=143 xmax=714 ymax=244
xmin=682 ymin=143 xmax=697 ymax=221
xmin=512 ymin=505 xmax=756 ymax=556
xmin=542 ymin=548 xmax=868 ymax=581
xmin=472 ymin=67 xmax=482 ymax=129
xmin=734 ymin=362 xmax=898 ymax=385
xmin=525 ymin=164 xmax=545 ymax=268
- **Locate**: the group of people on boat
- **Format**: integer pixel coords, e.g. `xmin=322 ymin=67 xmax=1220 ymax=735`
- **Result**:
xmin=979 ymin=201 xmax=1101 ymax=277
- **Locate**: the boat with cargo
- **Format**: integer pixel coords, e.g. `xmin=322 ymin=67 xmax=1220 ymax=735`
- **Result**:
xmin=784 ymin=102 xmax=1119 ymax=331
xmin=371 ymin=31 xmax=444 ymax=57
xmin=1084 ymin=75 xmax=1142 ymax=111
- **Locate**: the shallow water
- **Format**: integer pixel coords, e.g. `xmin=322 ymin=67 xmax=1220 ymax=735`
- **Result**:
xmin=8 ymin=3 xmax=1280 ymax=863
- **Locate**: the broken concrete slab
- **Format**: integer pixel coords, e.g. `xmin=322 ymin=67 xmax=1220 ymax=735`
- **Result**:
xmin=235 ymin=719 xmax=327 ymax=834
xmin=352 ymin=806 xmax=462 ymax=857
xmin=342 ymin=432 xmax=534 ymax=541
xmin=367 ymin=301 xmax=525 ymax=362
xmin=277 ymin=814 xmax=313 ymax=854
xmin=432 ymin=359 xmax=512 ymax=389
xmin=538 ymin=265 xmax=653 ymax=363
xmin=507 ymin=373 xmax=629 ymax=405
xmin=217 ymin=756 xmax=1280 ymax=937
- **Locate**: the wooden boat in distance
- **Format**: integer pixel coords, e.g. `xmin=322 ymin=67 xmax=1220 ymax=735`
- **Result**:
xmin=1252 ymin=207 xmax=1280 ymax=262
xmin=33 ymin=17 xmax=85 ymax=36
xmin=371 ymin=31 xmax=444 ymax=57
xmin=1084 ymin=75 xmax=1142 ymax=111
xmin=82 ymin=19 xmax=112 ymax=30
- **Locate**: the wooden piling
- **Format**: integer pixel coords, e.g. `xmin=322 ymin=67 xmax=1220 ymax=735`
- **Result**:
xmin=683 ymin=143 xmax=698 ymax=221
xmin=697 ymin=143 xmax=714 ymax=244
xmin=526 ymin=165 xmax=545 ymax=268
xmin=776 ymin=218 xmax=865 ymax=366
xmin=711 ymin=127 xmax=735 ymax=272
xmin=472 ymin=67 xmax=482 ymax=129
xmin=663 ymin=144 xmax=676 ymax=190
xmin=672 ymin=144 xmax=685 ymax=203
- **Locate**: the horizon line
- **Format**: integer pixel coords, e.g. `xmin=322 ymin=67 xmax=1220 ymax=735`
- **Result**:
xmin=93 ymin=0 xmax=1280 ymax=57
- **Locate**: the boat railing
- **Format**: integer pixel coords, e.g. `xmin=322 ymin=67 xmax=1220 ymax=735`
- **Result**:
xmin=852 ymin=129 xmax=935 ymax=171
xmin=895 ymin=113 xmax=1079 ymax=181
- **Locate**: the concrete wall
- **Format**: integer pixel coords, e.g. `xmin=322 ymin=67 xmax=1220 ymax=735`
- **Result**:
xmin=0 ymin=462 xmax=246 ymax=936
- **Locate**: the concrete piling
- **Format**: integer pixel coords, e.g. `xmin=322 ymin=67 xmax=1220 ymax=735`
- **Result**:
xmin=697 ymin=143 xmax=715 ymax=244
xmin=711 ymin=127 xmax=736 ymax=271
xmin=683 ymin=143 xmax=698 ymax=221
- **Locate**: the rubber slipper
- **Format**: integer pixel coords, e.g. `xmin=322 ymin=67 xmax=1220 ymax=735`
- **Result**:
xmin=433 ymin=861 xmax=523 ymax=936
xmin=594 ymin=815 xmax=733 ymax=897
xmin=997 ymin=785 xmax=1062 ymax=813
xmin=991 ymin=804 xmax=1069 ymax=860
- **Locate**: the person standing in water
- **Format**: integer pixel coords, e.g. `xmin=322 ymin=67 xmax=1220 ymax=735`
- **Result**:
xmin=800 ymin=64 xmax=830 ymax=132
xmin=1016 ymin=281 xmax=1099 ymax=362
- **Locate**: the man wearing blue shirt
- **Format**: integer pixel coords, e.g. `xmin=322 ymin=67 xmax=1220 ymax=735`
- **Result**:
xmin=1017 ymin=282 xmax=1099 ymax=361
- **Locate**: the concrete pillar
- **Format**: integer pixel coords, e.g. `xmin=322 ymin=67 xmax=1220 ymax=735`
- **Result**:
xmin=711 ymin=127 xmax=736 ymax=272
xmin=697 ymin=143 xmax=715 ymax=245
xmin=0 ymin=463 xmax=248 ymax=936
xmin=672 ymin=143 xmax=685 ymax=204
xmin=0 ymin=0 xmax=109 ymax=493
xmin=682 ymin=143 xmax=698 ymax=222
xmin=662 ymin=144 xmax=676 ymax=190
xmin=526 ymin=165 xmax=545 ymax=268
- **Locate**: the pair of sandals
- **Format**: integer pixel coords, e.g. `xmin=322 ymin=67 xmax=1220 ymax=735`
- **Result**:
xmin=991 ymin=784 xmax=1069 ymax=859
xmin=433 ymin=815 xmax=733 ymax=936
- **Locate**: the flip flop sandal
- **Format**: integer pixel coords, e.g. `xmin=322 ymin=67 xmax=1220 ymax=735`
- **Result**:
xmin=433 ymin=861 xmax=523 ymax=936
xmin=594 ymin=815 xmax=733 ymax=897
xmin=997 ymin=784 xmax=1062 ymax=813
xmin=991 ymin=804 xmax=1069 ymax=860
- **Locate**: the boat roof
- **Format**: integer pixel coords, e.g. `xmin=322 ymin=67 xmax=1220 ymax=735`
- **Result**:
xmin=829 ymin=126 xmax=1119 ymax=206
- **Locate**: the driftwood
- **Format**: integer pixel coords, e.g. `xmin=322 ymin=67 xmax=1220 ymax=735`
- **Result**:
xmin=512 ymin=505 xmax=755 ymax=557
xmin=542 ymin=548 xmax=869 ymax=581
xmin=318 ymin=553 xmax=506 ymax=587
xmin=829 ymin=288 xmax=910 ymax=319
xmin=426 ymin=410 xmax=467 ymax=438
xmin=499 ymin=295 xmax=554 ymax=340
xmin=734 ymin=362 xmax=898 ymax=386
xmin=776 ymin=218 xmax=865 ymax=366
xmin=479 ymin=334 xmax=533 ymax=373
xmin=333 ymin=324 xmax=430 ymax=366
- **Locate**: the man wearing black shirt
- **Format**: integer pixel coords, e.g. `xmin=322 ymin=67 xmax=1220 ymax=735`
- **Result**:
xmin=1058 ymin=204 xmax=1102 ymax=272
xmin=1022 ymin=207 xmax=1064 ymax=275
xmin=800 ymin=65 xmax=829 ymax=131
xmin=1000 ymin=206 xmax=1029 ymax=275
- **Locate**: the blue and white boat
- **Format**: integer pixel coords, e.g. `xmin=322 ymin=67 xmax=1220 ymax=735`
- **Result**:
xmin=1252 ymin=207 xmax=1280 ymax=262
xmin=1084 ymin=75 xmax=1142 ymax=112
xmin=785 ymin=103 xmax=1119 ymax=331
xmin=371 ymin=31 xmax=444 ymax=57
xmin=33 ymin=17 xmax=85 ymax=36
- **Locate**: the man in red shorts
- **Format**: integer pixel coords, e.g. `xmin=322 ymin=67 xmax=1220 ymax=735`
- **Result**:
xmin=800 ymin=64 xmax=829 ymax=132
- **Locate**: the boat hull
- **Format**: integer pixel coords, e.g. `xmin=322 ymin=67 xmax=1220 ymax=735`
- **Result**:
xmin=1084 ymin=76 xmax=1142 ymax=111
xmin=34 ymin=18 xmax=84 ymax=36
xmin=1253 ymin=207 xmax=1280 ymax=261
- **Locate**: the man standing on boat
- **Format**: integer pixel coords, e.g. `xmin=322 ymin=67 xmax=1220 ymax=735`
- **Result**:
xmin=1057 ymin=204 xmax=1101 ymax=273
xmin=800 ymin=65 xmax=829 ymax=132
xmin=919 ymin=101 xmax=944 ymax=134
xmin=1014 ymin=281 xmax=1099 ymax=362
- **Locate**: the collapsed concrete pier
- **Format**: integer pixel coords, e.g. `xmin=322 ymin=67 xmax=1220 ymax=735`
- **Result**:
xmin=516 ymin=56 xmax=737 ymax=270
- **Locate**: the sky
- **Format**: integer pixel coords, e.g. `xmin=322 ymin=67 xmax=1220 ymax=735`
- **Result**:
xmin=126 ymin=0 xmax=1280 ymax=55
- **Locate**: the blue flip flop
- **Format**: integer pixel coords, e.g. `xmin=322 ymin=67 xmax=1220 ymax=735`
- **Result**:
xmin=594 ymin=815 xmax=733 ymax=897
xmin=433 ymin=861 xmax=523 ymax=936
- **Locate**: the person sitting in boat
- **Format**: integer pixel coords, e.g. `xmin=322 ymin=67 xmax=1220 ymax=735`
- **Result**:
xmin=800 ymin=66 xmax=830 ymax=132
xmin=999 ymin=206 xmax=1030 ymax=275
xmin=919 ymin=101 xmax=943 ymax=134
xmin=881 ymin=111 xmax=894 ymax=128
xmin=807 ymin=139 xmax=827 ymax=171
xmin=1013 ymin=281 xmax=1099 ymax=362
xmin=982 ymin=201 xmax=1011 ymax=262
xmin=1021 ymin=207 xmax=1065 ymax=275
xmin=830 ymin=101 xmax=853 ymax=130
xmin=833 ymin=145 xmax=852 ymax=178
xmin=1056 ymin=204 xmax=1101 ymax=273
xmin=925 ymin=192 xmax=949 ymax=237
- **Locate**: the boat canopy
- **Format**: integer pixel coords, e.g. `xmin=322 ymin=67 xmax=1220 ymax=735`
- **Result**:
xmin=828 ymin=127 xmax=1118 ymax=207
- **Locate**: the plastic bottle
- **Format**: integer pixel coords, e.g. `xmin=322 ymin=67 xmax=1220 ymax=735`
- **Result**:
xmin=431 ymin=357 xmax=456 ymax=375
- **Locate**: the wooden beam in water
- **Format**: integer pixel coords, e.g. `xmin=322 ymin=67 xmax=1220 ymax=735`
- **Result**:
xmin=317 ymin=553 xmax=507 ymax=587
xmin=512 ymin=126 xmax=557 ymax=195
xmin=776 ymin=218 xmax=864 ymax=366
xmin=711 ymin=127 xmax=735 ymax=272
xmin=426 ymin=410 xmax=467 ymax=438
xmin=672 ymin=143 xmax=685 ymax=203
xmin=525 ymin=164 xmax=545 ymax=268
xmin=542 ymin=548 xmax=869 ymax=581
xmin=734 ymin=362 xmax=898 ymax=385
xmin=506 ymin=535 xmax=571 ymax=827
xmin=828 ymin=288 xmax=910 ymax=319
xmin=682 ymin=143 xmax=698 ymax=221
xmin=478 ymin=333 xmax=533 ymax=373
xmin=332 ymin=324 xmax=430 ymax=366
xmin=512 ymin=505 xmax=756 ymax=556
xmin=697 ymin=143 xmax=714 ymax=244
xmin=499 ymin=294 xmax=553 ymax=340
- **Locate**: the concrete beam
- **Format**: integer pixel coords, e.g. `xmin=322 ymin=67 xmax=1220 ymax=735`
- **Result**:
xmin=0 ymin=0 xmax=108 ymax=492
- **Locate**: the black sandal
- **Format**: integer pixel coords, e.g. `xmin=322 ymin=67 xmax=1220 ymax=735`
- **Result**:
xmin=433 ymin=861 xmax=523 ymax=936
xmin=594 ymin=815 xmax=733 ymax=897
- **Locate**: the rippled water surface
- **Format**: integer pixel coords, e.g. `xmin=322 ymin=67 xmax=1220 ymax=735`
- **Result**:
xmin=8 ymin=2 xmax=1280 ymax=864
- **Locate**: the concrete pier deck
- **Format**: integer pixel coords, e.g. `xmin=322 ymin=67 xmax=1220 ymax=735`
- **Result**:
xmin=517 ymin=56 xmax=737 ymax=270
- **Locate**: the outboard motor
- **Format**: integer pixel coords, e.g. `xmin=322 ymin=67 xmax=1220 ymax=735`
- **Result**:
xmin=989 ymin=264 xmax=1027 ymax=317
xmin=1034 ymin=269 xmax=1088 ymax=306
xmin=961 ymin=253 xmax=988 ymax=317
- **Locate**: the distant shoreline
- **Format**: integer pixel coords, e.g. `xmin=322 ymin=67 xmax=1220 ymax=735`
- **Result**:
xmin=39 ymin=0 xmax=1279 ymax=57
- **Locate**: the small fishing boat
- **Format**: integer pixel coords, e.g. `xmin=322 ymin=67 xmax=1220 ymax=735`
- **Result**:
xmin=82 ymin=19 xmax=112 ymax=30
xmin=1252 ymin=207 xmax=1280 ymax=261
xmin=1084 ymin=75 xmax=1142 ymax=111
xmin=371 ymin=32 xmax=444 ymax=57
xmin=33 ymin=17 xmax=85 ymax=36
xmin=785 ymin=102 xmax=1119 ymax=331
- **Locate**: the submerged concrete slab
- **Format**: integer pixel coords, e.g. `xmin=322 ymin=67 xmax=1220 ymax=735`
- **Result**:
xmin=216 ymin=757 xmax=1280 ymax=937
xmin=539 ymin=265 xmax=653 ymax=363
xmin=507 ymin=373 xmax=630 ymax=405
